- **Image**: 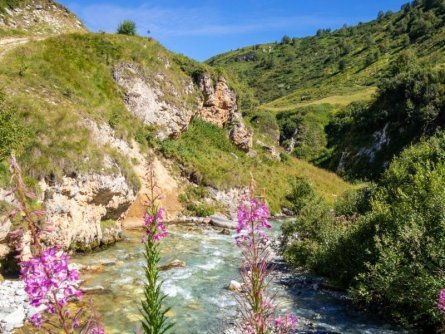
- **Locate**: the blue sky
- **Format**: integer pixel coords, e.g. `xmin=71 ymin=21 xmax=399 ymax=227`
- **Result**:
xmin=61 ymin=0 xmax=408 ymax=61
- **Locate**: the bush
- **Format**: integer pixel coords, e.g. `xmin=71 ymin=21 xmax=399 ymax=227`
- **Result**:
xmin=117 ymin=20 xmax=136 ymax=36
xmin=283 ymin=133 xmax=445 ymax=328
xmin=277 ymin=105 xmax=331 ymax=162
xmin=284 ymin=177 xmax=316 ymax=215
xmin=326 ymin=54 xmax=445 ymax=180
xmin=178 ymin=185 xmax=216 ymax=217
xmin=350 ymin=134 xmax=445 ymax=328
xmin=281 ymin=35 xmax=292 ymax=44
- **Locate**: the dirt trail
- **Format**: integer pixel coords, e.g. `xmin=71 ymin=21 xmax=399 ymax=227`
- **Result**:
xmin=123 ymin=156 xmax=183 ymax=229
xmin=0 ymin=36 xmax=43 ymax=60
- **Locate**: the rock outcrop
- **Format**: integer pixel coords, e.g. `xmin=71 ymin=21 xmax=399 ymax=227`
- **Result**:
xmin=197 ymin=73 xmax=253 ymax=151
xmin=113 ymin=65 xmax=253 ymax=151
xmin=0 ymin=0 xmax=86 ymax=35
xmin=198 ymin=73 xmax=235 ymax=127
xmin=113 ymin=63 xmax=196 ymax=139
xmin=229 ymin=112 xmax=253 ymax=152
xmin=39 ymin=172 xmax=135 ymax=251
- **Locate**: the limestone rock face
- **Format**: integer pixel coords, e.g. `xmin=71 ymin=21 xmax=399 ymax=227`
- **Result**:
xmin=229 ymin=112 xmax=253 ymax=152
xmin=113 ymin=63 xmax=195 ymax=139
xmin=39 ymin=172 xmax=135 ymax=250
xmin=198 ymin=73 xmax=236 ymax=127
xmin=0 ymin=0 xmax=86 ymax=35
xmin=197 ymin=73 xmax=253 ymax=151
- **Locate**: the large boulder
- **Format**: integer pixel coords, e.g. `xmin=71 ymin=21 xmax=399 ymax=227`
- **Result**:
xmin=39 ymin=172 xmax=135 ymax=251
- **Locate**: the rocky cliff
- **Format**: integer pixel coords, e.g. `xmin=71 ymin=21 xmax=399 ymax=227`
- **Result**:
xmin=197 ymin=73 xmax=253 ymax=151
xmin=0 ymin=0 xmax=86 ymax=34
xmin=0 ymin=0 xmax=252 ymax=273
xmin=114 ymin=64 xmax=253 ymax=150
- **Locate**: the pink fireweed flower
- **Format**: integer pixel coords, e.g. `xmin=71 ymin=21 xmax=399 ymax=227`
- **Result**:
xmin=30 ymin=313 xmax=44 ymax=328
xmin=142 ymin=208 xmax=167 ymax=242
xmin=274 ymin=314 xmax=298 ymax=334
xmin=20 ymin=247 xmax=82 ymax=327
xmin=90 ymin=327 xmax=106 ymax=334
xmin=235 ymin=197 xmax=271 ymax=246
xmin=438 ymin=289 xmax=445 ymax=314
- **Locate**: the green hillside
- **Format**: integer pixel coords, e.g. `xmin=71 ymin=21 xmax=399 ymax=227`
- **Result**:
xmin=208 ymin=0 xmax=445 ymax=180
xmin=207 ymin=1 xmax=445 ymax=105
xmin=0 ymin=32 xmax=352 ymax=213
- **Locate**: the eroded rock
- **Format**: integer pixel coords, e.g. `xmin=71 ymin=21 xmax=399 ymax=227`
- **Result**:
xmin=113 ymin=63 xmax=195 ymax=139
xmin=39 ymin=173 xmax=135 ymax=251
xmin=159 ymin=259 xmax=186 ymax=271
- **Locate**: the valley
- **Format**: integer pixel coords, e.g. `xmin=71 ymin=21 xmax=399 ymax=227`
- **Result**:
xmin=0 ymin=0 xmax=445 ymax=333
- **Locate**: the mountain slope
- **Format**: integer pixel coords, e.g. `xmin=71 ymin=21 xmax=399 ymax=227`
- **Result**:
xmin=0 ymin=0 xmax=86 ymax=36
xmin=0 ymin=0 xmax=353 ymax=271
xmin=207 ymin=1 xmax=445 ymax=105
xmin=208 ymin=1 xmax=445 ymax=180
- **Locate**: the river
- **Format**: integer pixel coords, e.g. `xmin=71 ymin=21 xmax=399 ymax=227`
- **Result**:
xmin=74 ymin=222 xmax=409 ymax=334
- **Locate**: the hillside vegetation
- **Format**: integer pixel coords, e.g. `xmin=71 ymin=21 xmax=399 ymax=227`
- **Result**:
xmin=208 ymin=0 xmax=445 ymax=105
xmin=0 ymin=31 xmax=351 ymax=213
xmin=209 ymin=0 xmax=445 ymax=180
xmin=0 ymin=0 xmax=85 ymax=36
xmin=207 ymin=1 xmax=445 ymax=330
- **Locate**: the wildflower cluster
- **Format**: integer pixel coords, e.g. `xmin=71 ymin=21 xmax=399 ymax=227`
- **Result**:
xmin=235 ymin=190 xmax=297 ymax=334
xmin=142 ymin=208 xmax=167 ymax=243
xmin=20 ymin=247 xmax=82 ymax=328
xmin=274 ymin=314 xmax=298 ymax=334
xmin=7 ymin=155 xmax=104 ymax=333
xmin=235 ymin=197 xmax=271 ymax=246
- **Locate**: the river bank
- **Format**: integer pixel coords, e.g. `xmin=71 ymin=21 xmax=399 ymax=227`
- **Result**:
xmin=0 ymin=221 xmax=410 ymax=333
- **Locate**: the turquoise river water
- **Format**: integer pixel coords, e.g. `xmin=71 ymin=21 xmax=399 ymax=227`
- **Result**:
xmin=74 ymin=222 xmax=409 ymax=334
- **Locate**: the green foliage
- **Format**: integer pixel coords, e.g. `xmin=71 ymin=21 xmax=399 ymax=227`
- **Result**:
xmin=283 ymin=133 xmax=445 ymax=329
xmin=282 ymin=191 xmax=337 ymax=270
xmin=326 ymin=54 xmax=445 ymax=180
xmin=349 ymin=134 xmax=445 ymax=328
xmin=178 ymin=185 xmax=216 ymax=217
xmin=284 ymin=177 xmax=316 ymax=215
xmin=248 ymin=110 xmax=280 ymax=144
xmin=117 ymin=20 xmax=136 ymax=36
xmin=281 ymin=35 xmax=292 ymax=44
xmin=276 ymin=104 xmax=332 ymax=162
xmin=0 ymin=91 xmax=28 ymax=161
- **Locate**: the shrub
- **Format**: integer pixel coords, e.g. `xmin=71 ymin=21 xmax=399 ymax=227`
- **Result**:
xmin=117 ymin=20 xmax=137 ymax=36
xmin=281 ymin=35 xmax=292 ymax=44
xmin=284 ymin=177 xmax=316 ymax=215
xmin=283 ymin=133 xmax=445 ymax=328
xmin=350 ymin=134 xmax=445 ymax=328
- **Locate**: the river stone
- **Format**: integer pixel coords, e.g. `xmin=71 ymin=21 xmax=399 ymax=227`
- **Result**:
xmin=97 ymin=259 xmax=116 ymax=266
xmin=159 ymin=259 xmax=186 ymax=271
xmin=3 ymin=306 xmax=26 ymax=331
xmin=82 ymin=285 xmax=107 ymax=294
xmin=219 ymin=228 xmax=231 ymax=235
xmin=209 ymin=214 xmax=237 ymax=229
xmin=227 ymin=280 xmax=242 ymax=292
